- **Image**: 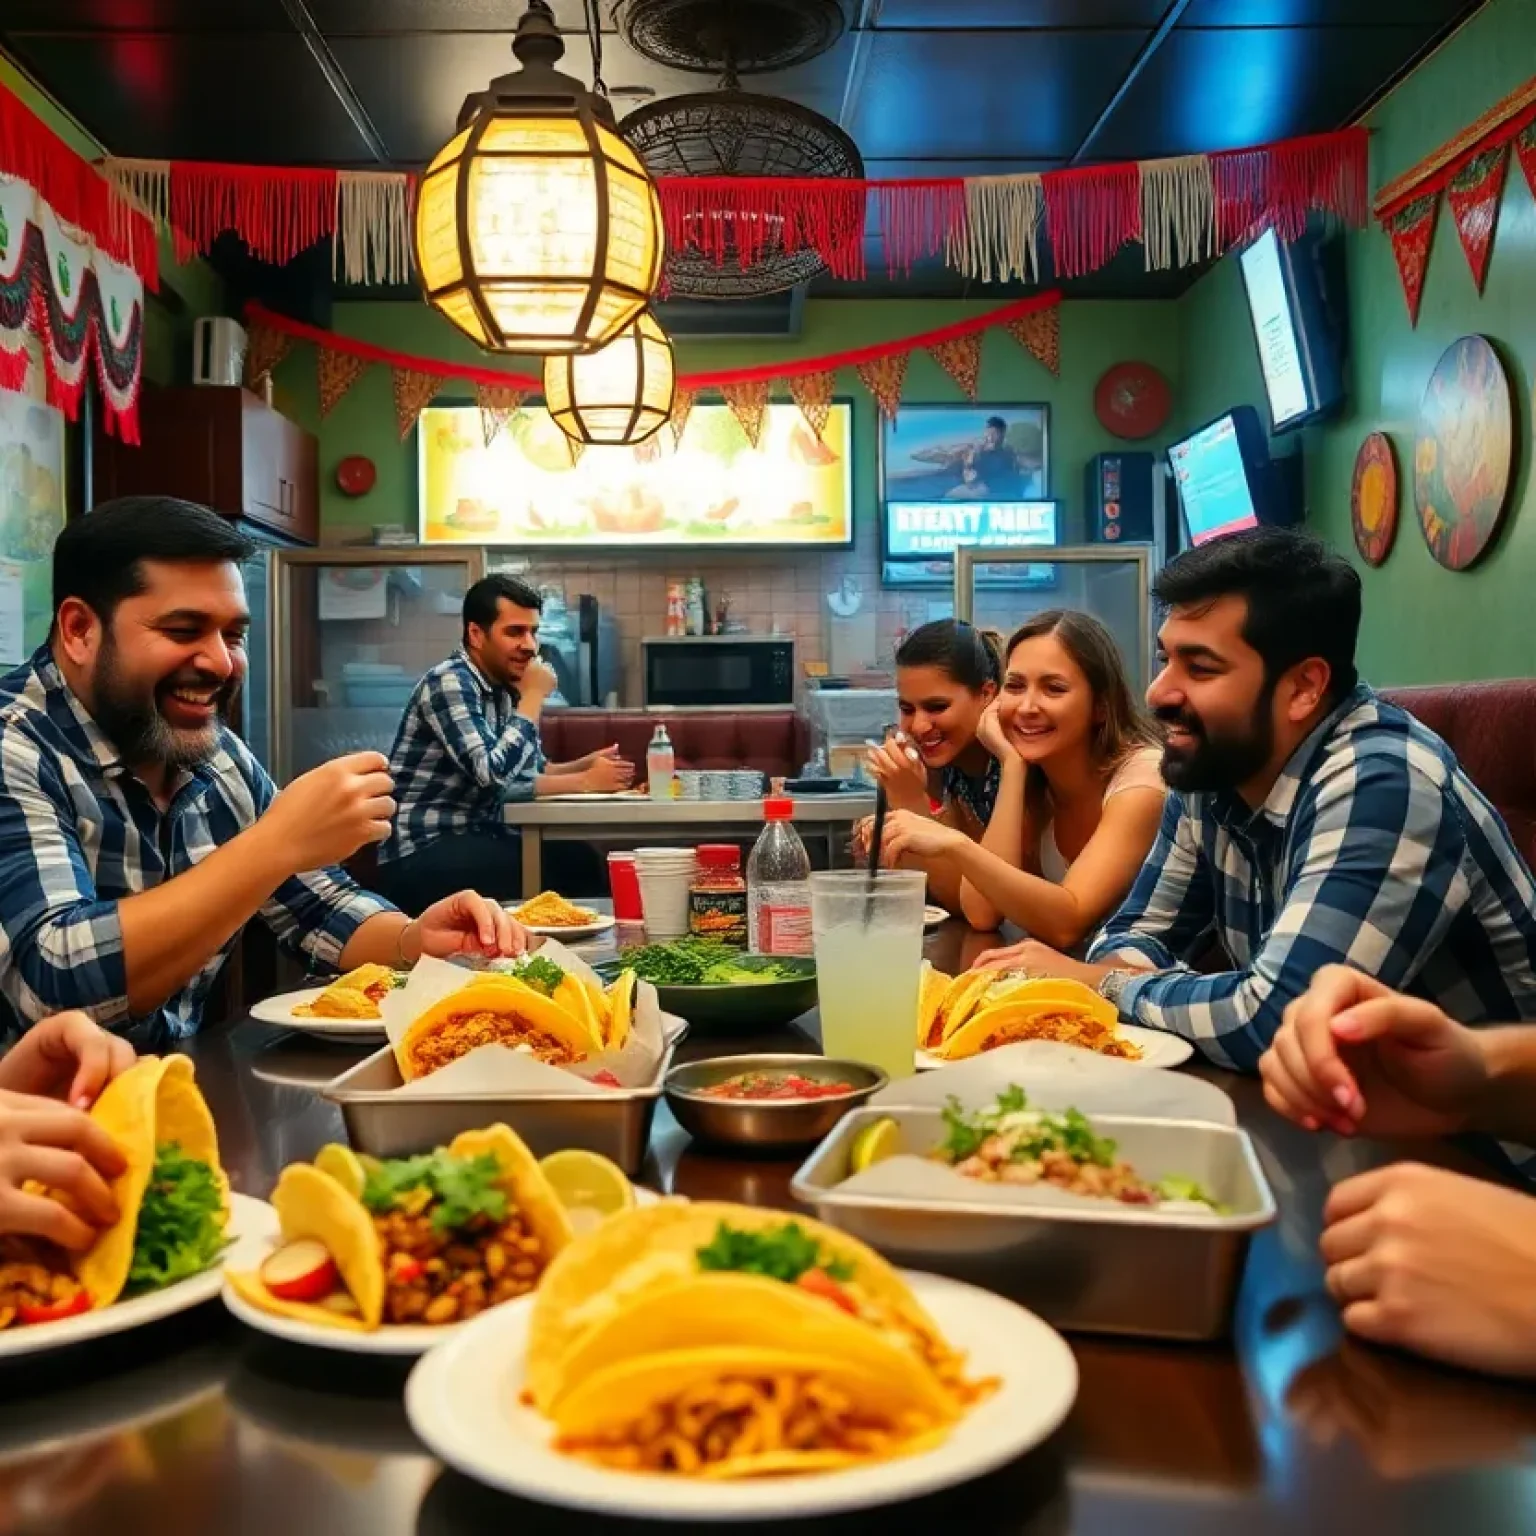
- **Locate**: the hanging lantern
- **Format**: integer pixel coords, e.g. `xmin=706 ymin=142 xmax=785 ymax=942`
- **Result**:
xmin=544 ymin=309 xmax=676 ymax=447
xmin=414 ymin=0 xmax=665 ymax=355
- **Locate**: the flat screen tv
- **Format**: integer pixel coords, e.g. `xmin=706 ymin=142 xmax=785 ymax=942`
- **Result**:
xmin=1167 ymin=408 xmax=1271 ymax=546
xmin=1238 ymin=227 xmax=1346 ymax=434
xmin=418 ymin=402 xmax=854 ymax=548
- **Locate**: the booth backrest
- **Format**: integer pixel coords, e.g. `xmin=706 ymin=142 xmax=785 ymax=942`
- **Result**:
xmin=1383 ymin=680 xmax=1536 ymax=871
xmin=540 ymin=710 xmax=810 ymax=781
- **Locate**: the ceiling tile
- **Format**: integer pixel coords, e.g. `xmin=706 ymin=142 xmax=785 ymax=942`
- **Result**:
xmin=1083 ymin=23 xmax=1443 ymax=159
xmin=876 ymin=0 xmax=1167 ymax=22
xmin=1 ymin=0 xmax=277 ymax=28
xmin=850 ymin=29 xmax=1146 ymax=161
xmin=1179 ymin=0 xmax=1475 ymax=23
xmin=309 ymin=0 xmax=595 ymax=31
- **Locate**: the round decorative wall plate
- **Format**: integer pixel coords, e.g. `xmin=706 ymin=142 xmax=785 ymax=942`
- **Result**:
xmin=1093 ymin=361 xmax=1173 ymax=440
xmin=1414 ymin=335 xmax=1514 ymax=571
xmin=335 ymin=454 xmax=377 ymax=497
xmin=1351 ymin=432 xmax=1399 ymax=567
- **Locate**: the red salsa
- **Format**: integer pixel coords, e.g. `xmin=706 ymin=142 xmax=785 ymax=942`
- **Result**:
xmin=699 ymin=1071 xmax=857 ymax=1101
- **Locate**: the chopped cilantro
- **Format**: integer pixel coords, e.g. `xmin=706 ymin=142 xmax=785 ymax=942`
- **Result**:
xmin=938 ymin=1086 xmax=1118 ymax=1168
xmin=362 ymin=1150 xmax=508 ymax=1232
xmin=500 ymin=955 xmax=567 ymax=998
xmin=695 ymin=1221 xmax=855 ymax=1284
xmin=124 ymin=1143 xmax=229 ymax=1294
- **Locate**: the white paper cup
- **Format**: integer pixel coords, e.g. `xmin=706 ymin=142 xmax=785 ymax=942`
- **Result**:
xmin=637 ymin=870 xmax=693 ymax=938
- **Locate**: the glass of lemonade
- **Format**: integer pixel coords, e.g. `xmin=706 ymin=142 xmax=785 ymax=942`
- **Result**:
xmin=810 ymin=870 xmax=927 ymax=1080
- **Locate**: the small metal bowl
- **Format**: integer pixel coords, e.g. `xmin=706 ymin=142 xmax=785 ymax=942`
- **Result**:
xmin=663 ymin=1054 xmax=887 ymax=1155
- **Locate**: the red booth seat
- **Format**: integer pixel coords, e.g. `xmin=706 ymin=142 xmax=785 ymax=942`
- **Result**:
xmin=540 ymin=710 xmax=810 ymax=781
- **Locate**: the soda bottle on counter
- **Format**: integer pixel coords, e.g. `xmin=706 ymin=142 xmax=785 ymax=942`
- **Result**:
xmin=646 ymin=725 xmax=675 ymax=802
xmin=747 ymin=788 xmax=812 ymax=954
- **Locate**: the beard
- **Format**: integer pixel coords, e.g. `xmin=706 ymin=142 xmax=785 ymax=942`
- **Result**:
xmin=1156 ymin=686 xmax=1275 ymax=794
xmin=90 ymin=633 xmax=233 ymax=771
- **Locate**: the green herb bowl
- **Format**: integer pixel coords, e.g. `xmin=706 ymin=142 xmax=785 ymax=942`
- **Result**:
xmin=593 ymin=954 xmax=819 ymax=1032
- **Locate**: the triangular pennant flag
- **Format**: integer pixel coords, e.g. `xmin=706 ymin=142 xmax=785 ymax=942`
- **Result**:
xmin=392 ymin=366 xmax=444 ymax=440
xmin=786 ymin=370 xmax=835 ymax=441
xmin=855 ymin=351 xmax=909 ymax=421
xmin=927 ymin=333 xmax=983 ymax=400
xmin=1386 ymin=192 xmax=1440 ymax=326
xmin=243 ymin=323 xmax=292 ymax=389
xmin=474 ymin=382 xmax=525 ymax=447
xmin=669 ymin=386 xmax=696 ymax=447
xmin=1515 ymin=121 xmax=1536 ymax=203
xmin=317 ymin=347 xmax=369 ymax=418
xmin=566 ymin=434 xmax=586 ymax=468
xmin=721 ymin=379 xmax=771 ymax=448
xmin=1003 ymin=304 xmax=1060 ymax=377
xmin=1446 ymin=143 xmax=1509 ymax=292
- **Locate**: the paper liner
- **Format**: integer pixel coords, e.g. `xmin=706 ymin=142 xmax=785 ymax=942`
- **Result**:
xmin=380 ymin=945 xmax=680 ymax=1097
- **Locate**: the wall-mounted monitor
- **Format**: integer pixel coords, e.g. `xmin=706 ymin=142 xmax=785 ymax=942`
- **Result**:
xmin=879 ymin=501 xmax=1060 ymax=588
xmin=418 ymin=402 xmax=854 ymax=548
xmin=1238 ymin=227 xmax=1346 ymax=434
xmin=1167 ymin=407 xmax=1273 ymax=546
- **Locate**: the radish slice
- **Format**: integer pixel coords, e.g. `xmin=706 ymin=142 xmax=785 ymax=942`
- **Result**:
xmin=260 ymin=1239 xmax=339 ymax=1302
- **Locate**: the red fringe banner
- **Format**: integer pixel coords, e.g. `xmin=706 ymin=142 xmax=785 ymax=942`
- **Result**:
xmin=658 ymin=177 xmax=867 ymax=281
xmin=870 ymin=179 xmax=967 ymax=276
xmin=1041 ymin=164 xmax=1141 ymax=279
xmin=0 ymin=340 xmax=28 ymax=395
xmin=169 ymin=163 xmax=338 ymax=266
xmin=1214 ymin=127 xmax=1368 ymax=247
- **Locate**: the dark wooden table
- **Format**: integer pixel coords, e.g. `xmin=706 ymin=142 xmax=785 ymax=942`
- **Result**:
xmin=4 ymin=922 xmax=1536 ymax=1535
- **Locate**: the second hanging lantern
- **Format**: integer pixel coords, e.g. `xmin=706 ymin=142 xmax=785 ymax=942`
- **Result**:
xmin=544 ymin=309 xmax=676 ymax=447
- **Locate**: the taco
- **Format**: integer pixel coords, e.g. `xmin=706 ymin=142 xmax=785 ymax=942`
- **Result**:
xmin=552 ymin=1345 xmax=954 ymax=1478
xmin=923 ymin=968 xmax=1044 ymax=1051
xmin=294 ymin=963 xmax=402 ymax=1020
xmin=495 ymin=954 xmax=608 ymax=1044
xmin=225 ymin=1124 xmax=573 ymax=1331
xmin=933 ymin=980 xmax=1138 ymax=1061
xmin=914 ymin=961 xmax=951 ymax=1049
xmin=526 ymin=1201 xmax=975 ymax=1414
xmin=605 ymin=969 xmax=636 ymax=1052
xmin=0 ymin=1056 xmax=229 ymax=1329
xmin=394 ymin=977 xmax=601 ymax=1080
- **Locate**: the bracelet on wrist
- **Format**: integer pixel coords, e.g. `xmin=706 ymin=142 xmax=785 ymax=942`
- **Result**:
xmin=394 ymin=918 xmax=419 ymax=968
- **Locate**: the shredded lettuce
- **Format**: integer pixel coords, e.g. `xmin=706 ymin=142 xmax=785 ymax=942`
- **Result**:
xmin=124 ymin=1143 xmax=229 ymax=1294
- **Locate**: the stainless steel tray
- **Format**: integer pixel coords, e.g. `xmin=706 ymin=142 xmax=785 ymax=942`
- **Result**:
xmin=322 ymin=1042 xmax=676 ymax=1175
xmin=790 ymin=1108 xmax=1276 ymax=1341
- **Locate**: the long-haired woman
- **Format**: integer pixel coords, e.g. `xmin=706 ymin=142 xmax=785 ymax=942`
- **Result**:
xmin=880 ymin=609 xmax=1165 ymax=949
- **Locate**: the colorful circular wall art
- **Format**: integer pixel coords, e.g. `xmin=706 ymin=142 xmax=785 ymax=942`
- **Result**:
xmin=1350 ymin=432 xmax=1398 ymax=566
xmin=1414 ymin=334 xmax=1514 ymax=571
xmin=1093 ymin=361 xmax=1173 ymax=440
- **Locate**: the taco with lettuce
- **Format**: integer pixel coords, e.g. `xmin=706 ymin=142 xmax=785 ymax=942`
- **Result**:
xmin=393 ymin=976 xmax=602 ymax=1081
xmin=225 ymin=1124 xmax=572 ymax=1331
xmin=0 ymin=1055 xmax=229 ymax=1330
xmin=525 ymin=1201 xmax=981 ymax=1415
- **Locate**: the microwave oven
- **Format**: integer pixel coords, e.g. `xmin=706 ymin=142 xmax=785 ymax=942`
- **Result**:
xmin=642 ymin=636 xmax=796 ymax=708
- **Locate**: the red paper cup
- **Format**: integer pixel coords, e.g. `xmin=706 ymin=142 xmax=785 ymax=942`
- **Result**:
xmin=607 ymin=852 xmax=643 ymax=923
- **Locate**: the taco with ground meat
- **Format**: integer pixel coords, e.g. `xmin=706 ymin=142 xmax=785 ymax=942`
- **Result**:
xmin=931 ymin=979 xmax=1138 ymax=1061
xmin=224 ymin=1124 xmax=573 ymax=1331
xmin=294 ymin=963 xmax=403 ymax=1020
xmin=393 ymin=977 xmax=602 ymax=1081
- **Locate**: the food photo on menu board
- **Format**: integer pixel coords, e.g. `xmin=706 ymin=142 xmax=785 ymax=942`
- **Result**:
xmin=418 ymin=403 xmax=853 ymax=548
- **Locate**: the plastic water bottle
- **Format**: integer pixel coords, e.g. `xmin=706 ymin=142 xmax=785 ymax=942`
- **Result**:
xmin=747 ymin=792 xmax=813 ymax=954
xmin=646 ymin=725 xmax=675 ymax=801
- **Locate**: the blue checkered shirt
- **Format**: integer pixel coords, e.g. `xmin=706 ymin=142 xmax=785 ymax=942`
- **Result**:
xmin=1089 ymin=685 xmax=1536 ymax=1071
xmin=0 ymin=646 xmax=394 ymax=1048
xmin=380 ymin=650 xmax=545 ymax=864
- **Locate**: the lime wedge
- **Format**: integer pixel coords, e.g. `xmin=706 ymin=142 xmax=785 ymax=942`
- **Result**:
xmin=314 ymin=1142 xmax=367 ymax=1201
xmin=538 ymin=1149 xmax=635 ymax=1230
xmin=850 ymin=1116 xmax=900 ymax=1173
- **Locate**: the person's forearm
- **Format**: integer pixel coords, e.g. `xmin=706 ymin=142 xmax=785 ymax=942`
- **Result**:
xmin=118 ymin=822 xmax=295 ymax=1016
xmin=339 ymin=910 xmax=417 ymax=970
xmin=516 ymin=695 xmax=547 ymax=727
xmin=545 ymin=759 xmax=588 ymax=777
xmin=1470 ymin=1027 xmax=1536 ymax=1142
xmin=960 ymin=758 xmax=1025 ymax=929
xmin=533 ymin=770 xmax=588 ymax=796
xmin=951 ymin=839 xmax=1094 ymax=951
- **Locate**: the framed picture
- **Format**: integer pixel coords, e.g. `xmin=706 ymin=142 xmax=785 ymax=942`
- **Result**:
xmin=879 ymin=404 xmax=1050 ymax=505
xmin=0 ymin=377 xmax=66 ymax=665
xmin=418 ymin=402 xmax=854 ymax=549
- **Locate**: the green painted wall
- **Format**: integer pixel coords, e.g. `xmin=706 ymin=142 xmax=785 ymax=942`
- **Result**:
xmin=1177 ymin=0 xmax=1536 ymax=686
xmin=279 ymin=296 xmax=1184 ymax=548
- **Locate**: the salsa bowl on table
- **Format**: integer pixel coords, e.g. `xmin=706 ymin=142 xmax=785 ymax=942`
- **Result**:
xmin=663 ymin=1056 xmax=887 ymax=1153
xmin=596 ymin=940 xmax=818 ymax=1032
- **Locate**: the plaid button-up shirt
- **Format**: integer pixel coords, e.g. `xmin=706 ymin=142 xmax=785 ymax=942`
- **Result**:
xmin=379 ymin=649 xmax=544 ymax=864
xmin=0 ymin=646 xmax=394 ymax=1048
xmin=1089 ymin=685 xmax=1536 ymax=1071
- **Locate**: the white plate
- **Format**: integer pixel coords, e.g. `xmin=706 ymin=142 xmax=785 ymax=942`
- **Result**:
xmin=923 ymin=905 xmax=950 ymax=929
xmin=916 ymin=1023 xmax=1194 ymax=1072
xmin=516 ymin=915 xmax=618 ymax=941
xmin=405 ymin=1270 xmax=1077 ymax=1520
xmin=223 ymin=1187 xmax=664 ymax=1356
xmin=249 ymin=987 xmax=387 ymax=1042
xmin=0 ymin=1192 xmax=277 ymax=1360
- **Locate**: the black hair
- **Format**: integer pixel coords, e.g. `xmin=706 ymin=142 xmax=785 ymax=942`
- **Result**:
xmin=1153 ymin=527 xmax=1361 ymax=699
xmin=53 ymin=496 xmax=256 ymax=625
xmin=463 ymin=573 xmax=543 ymax=644
xmin=985 ymin=415 xmax=1007 ymax=434
xmin=894 ymin=619 xmax=1002 ymax=692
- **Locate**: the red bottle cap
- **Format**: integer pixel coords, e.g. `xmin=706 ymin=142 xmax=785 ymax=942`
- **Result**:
xmin=763 ymin=796 xmax=794 ymax=820
xmin=697 ymin=843 xmax=741 ymax=868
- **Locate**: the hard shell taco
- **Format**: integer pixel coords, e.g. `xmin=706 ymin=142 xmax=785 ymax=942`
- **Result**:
xmin=932 ymin=980 xmax=1137 ymax=1061
xmin=225 ymin=1124 xmax=573 ymax=1331
xmin=525 ymin=1201 xmax=975 ymax=1414
xmin=605 ymin=969 xmax=636 ymax=1052
xmin=914 ymin=961 xmax=952 ymax=1049
xmin=394 ymin=977 xmax=601 ymax=1080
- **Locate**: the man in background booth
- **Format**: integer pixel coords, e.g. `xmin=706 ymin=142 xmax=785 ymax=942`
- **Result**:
xmin=377 ymin=573 xmax=633 ymax=912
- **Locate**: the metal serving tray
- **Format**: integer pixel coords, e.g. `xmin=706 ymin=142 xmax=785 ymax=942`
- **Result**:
xmin=322 ymin=1041 xmax=677 ymax=1175
xmin=790 ymin=1107 xmax=1276 ymax=1341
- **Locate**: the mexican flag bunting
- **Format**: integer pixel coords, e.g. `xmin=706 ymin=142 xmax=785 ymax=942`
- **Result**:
xmin=1386 ymin=192 xmax=1440 ymax=325
xmin=1003 ymin=304 xmax=1060 ymax=376
xmin=721 ymin=379 xmax=771 ymax=447
xmin=317 ymin=346 xmax=368 ymax=418
xmin=855 ymin=350 xmax=909 ymax=421
xmin=928 ymin=333 xmax=983 ymax=400
xmin=473 ymin=381 xmax=524 ymax=447
xmin=786 ymin=370 xmax=835 ymax=440
xmin=1446 ymin=143 xmax=1509 ymax=291
xmin=392 ymin=366 xmax=444 ymax=440
xmin=668 ymin=386 xmax=695 ymax=447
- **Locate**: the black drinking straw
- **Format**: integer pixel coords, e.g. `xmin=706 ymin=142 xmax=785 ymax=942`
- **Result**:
xmin=863 ymin=785 xmax=888 ymax=927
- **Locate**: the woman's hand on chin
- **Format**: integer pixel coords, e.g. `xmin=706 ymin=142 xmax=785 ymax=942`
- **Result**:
xmin=975 ymin=699 xmax=1017 ymax=763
